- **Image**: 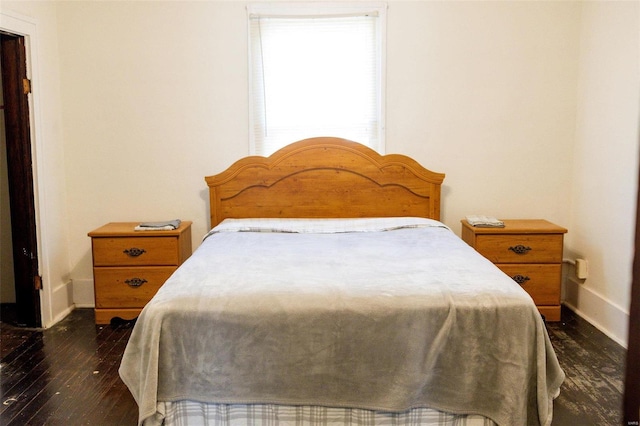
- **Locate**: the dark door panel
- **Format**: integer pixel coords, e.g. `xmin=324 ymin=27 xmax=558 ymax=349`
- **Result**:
xmin=1 ymin=33 xmax=41 ymax=327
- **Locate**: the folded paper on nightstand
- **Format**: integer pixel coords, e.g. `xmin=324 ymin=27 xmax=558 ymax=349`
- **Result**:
xmin=135 ymin=219 xmax=182 ymax=231
xmin=465 ymin=215 xmax=505 ymax=228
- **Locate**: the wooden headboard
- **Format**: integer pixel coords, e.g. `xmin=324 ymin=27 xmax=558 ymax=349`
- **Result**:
xmin=205 ymin=137 xmax=445 ymax=228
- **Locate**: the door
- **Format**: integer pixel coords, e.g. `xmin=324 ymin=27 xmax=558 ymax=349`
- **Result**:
xmin=0 ymin=33 xmax=41 ymax=328
xmin=624 ymin=151 xmax=640 ymax=422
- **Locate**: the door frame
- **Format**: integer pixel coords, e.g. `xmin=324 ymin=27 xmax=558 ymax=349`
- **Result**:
xmin=0 ymin=11 xmax=52 ymax=327
xmin=1 ymin=32 xmax=40 ymax=327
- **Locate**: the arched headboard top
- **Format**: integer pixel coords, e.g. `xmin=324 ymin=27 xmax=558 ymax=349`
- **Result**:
xmin=205 ymin=137 xmax=445 ymax=228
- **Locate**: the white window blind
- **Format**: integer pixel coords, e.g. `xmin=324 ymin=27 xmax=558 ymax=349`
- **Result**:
xmin=248 ymin=3 xmax=386 ymax=156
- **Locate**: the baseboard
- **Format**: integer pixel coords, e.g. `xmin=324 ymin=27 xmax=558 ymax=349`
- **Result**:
xmin=49 ymin=304 xmax=75 ymax=327
xmin=563 ymin=277 xmax=629 ymax=348
xmin=46 ymin=280 xmax=75 ymax=328
xmin=72 ymin=278 xmax=95 ymax=308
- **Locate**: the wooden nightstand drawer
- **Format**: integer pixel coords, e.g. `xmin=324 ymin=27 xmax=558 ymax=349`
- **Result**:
xmin=461 ymin=219 xmax=567 ymax=321
xmin=89 ymin=221 xmax=192 ymax=324
xmin=474 ymin=234 xmax=563 ymax=264
xmin=94 ymin=266 xmax=175 ymax=308
xmin=495 ymin=264 xmax=561 ymax=306
xmin=92 ymin=236 xmax=181 ymax=266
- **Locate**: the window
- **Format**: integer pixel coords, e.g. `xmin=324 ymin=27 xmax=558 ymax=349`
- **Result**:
xmin=248 ymin=2 xmax=386 ymax=156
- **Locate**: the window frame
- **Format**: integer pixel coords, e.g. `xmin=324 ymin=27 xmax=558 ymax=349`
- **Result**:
xmin=246 ymin=2 xmax=387 ymax=156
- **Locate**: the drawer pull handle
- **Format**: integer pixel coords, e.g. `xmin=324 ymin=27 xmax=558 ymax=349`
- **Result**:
xmin=511 ymin=275 xmax=531 ymax=285
xmin=508 ymin=245 xmax=531 ymax=255
xmin=123 ymin=247 xmax=146 ymax=257
xmin=125 ymin=278 xmax=147 ymax=288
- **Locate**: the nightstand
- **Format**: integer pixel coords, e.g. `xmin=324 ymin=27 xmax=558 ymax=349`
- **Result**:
xmin=88 ymin=221 xmax=192 ymax=324
xmin=461 ymin=219 xmax=567 ymax=321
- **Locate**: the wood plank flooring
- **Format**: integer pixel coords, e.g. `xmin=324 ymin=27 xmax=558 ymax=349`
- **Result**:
xmin=1 ymin=307 xmax=138 ymax=425
xmin=547 ymin=307 xmax=626 ymax=425
xmin=0 ymin=305 xmax=625 ymax=425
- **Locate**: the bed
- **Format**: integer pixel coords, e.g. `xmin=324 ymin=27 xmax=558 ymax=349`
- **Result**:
xmin=119 ymin=137 xmax=564 ymax=426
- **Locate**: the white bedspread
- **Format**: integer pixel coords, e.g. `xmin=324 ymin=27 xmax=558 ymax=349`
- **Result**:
xmin=119 ymin=218 xmax=564 ymax=426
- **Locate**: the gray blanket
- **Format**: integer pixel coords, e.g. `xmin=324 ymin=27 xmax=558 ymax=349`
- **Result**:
xmin=119 ymin=218 xmax=564 ymax=426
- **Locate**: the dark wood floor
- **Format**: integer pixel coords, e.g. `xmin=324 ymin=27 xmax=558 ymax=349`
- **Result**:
xmin=547 ymin=307 xmax=625 ymax=425
xmin=0 ymin=306 xmax=138 ymax=425
xmin=0 ymin=305 xmax=625 ymax=425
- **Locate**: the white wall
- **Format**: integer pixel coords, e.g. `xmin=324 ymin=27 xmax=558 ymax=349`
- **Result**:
xmin=2 ymin=1 xmax=638 ymax=342
xmin=564 ymin=1 xmax=640 ymax=346
xmin=54 ymin=0 xmax=582 ymax=279
xmin=386 ymin=1 xmax=580 ymax=227
xmin=56 ymin=1 xmax=249 ymax=286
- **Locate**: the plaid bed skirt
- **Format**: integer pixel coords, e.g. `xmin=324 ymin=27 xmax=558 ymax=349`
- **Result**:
xmin=158 ymin=402 xmax=498 ymax=426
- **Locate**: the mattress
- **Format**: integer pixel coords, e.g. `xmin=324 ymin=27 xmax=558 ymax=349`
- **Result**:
xmin=119 ymin=217 xmax=564 ymax=426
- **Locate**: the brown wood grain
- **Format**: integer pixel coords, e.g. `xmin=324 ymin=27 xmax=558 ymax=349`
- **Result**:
xmin=474 ymin=234 xmax=564 ymax=263
xmin=205 ymin=138 xmax=445 ymax=227
xmin=93 ymin=266 xmax=176 ymax=308
xmin=461 ymin=219 xmax=566 ymax=321
xmin=88 ymin=222 xmax=192 ymax=324
xmin=496 ymin=264 xmax=562 ymax=305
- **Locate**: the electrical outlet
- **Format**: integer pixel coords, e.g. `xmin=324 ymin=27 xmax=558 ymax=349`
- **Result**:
xmin=576 ymin=259 xmax=588 ymax=279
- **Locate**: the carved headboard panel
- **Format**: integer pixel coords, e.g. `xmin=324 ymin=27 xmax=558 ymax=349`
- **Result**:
xmin=205 ymin=137 xmax=445 ymax=228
